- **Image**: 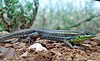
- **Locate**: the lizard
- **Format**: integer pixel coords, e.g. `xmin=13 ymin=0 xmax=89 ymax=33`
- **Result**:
xmin=0 ymin=28 xmax=96 ymax=48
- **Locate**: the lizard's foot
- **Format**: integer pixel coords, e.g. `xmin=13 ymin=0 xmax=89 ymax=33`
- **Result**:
xmin=73 ymin=46 xmax=85 ymax=49
xmin=21 ymin=32 xmax=39 ymax=44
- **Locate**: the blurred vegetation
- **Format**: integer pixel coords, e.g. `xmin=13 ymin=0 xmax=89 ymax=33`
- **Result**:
xmin=0 ymin=0 xmax=39 ymax=32
xmin=33 ymin=0 xmax=100 ymax=33
xmin=0 ymin=0 xmax=100 ymax=33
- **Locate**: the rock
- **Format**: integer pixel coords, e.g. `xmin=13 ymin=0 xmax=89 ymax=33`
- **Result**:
xmin=28 ymin=43 xmax=48 ymax=52
xmin=0 ymin=47 xmax=15 ymax=59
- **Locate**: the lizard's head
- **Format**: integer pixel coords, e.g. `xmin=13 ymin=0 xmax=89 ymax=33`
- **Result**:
xmin=70 ymin=32 xmax=96 ymax=42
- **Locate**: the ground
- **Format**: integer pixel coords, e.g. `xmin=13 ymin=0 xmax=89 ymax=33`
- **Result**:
xmin=0 ymin=34 xmax=100 ymax=61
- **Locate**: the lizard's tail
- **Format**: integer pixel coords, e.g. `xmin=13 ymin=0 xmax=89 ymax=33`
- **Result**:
xmin=0 ymin=34 xmax=16 ymax=42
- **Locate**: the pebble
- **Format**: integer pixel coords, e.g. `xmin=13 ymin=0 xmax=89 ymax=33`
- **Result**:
xmin=28 ymin=43 xmax=48 ymax=52
xmin=0 ymin=47 xmax=15 ymax=59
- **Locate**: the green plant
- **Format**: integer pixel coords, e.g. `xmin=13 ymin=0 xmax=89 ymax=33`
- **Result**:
xmin=0 ymin=0 xmax=39 ymax=32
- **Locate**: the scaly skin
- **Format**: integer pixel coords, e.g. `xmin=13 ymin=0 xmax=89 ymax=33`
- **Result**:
xmin=0 ymin=28 xmax=83 ymax=41
xmin=0 ymin=28 xmax=96 ymax=48
xmin=40 ymin=32 xmax=95 ymax=48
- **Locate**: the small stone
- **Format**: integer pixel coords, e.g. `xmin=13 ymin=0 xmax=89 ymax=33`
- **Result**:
xmin=5 ymin=48 xmax=15 ymax=59
xmin=28 ymin=43 xmax=48 ymax=52
xmin=0 ymin=47 xmax=15 ymax=59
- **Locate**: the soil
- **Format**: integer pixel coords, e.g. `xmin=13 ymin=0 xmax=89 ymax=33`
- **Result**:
xmin=0 ymin=34 xmax=100 ymax=61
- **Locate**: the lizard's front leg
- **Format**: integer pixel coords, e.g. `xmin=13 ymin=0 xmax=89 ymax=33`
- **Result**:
xmin=63 ymin=40 xmax=75 ymax=48
xmin=22 ymin=32 xmax=39 ymax=43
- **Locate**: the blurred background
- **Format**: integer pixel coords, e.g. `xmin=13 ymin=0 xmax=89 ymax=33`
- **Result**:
xmin=0 ymin=0 xmax=100 ymax=33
